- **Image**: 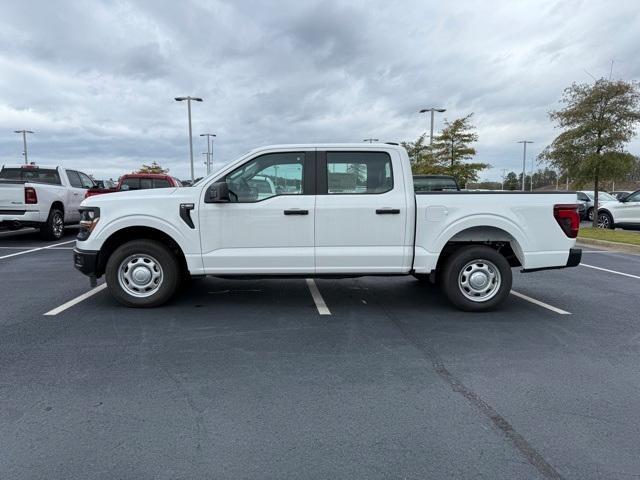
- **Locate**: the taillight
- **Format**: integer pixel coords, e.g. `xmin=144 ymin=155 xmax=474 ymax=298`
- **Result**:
xmin=554 ymin=204 xmax=579 ymax=238
xmin=24 ymin=186 xmax=38 ymax=204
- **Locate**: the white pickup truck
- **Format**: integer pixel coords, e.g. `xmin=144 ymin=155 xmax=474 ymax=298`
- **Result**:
xmin=0 ymin=164 xmax=95 ymax=239
xmin=74 ymin=144 xmax=581 ymax=311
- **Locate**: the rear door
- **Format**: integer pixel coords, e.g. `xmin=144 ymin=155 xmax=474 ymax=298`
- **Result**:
xmin=314 ymin=149 xmax=408 ymax=273
xmin=199 ymin=150 xmax=316 ymax=274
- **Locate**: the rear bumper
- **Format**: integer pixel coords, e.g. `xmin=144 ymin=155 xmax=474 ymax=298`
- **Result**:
xmin=521 ymin=248 xmax=582 ymax=273
xmin=73 ymin=247 xmax=100 ymax=277
xmin=0 ymin=210 xmax=45 ymax=227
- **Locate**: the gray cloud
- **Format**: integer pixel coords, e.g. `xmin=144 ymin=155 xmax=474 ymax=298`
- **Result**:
xmin=0 ymin=0 xmax=639 ymax=181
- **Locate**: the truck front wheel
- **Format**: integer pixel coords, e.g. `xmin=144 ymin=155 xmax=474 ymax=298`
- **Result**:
xmin=105 ymin=240 xmax=180 ymax=307
xmin=441 ymin=246 xmax=512 ymax=312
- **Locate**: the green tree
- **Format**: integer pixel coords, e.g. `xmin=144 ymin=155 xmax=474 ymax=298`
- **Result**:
xmin=539 ymin=78 xmax=640 ymax=226
xmin=403 ymin=114 xmax=489 ymax=187
xmin=137 ymin=161 xmax=169 ymax=174
xmin=503 ymin=171 xmax=519 ymax=190
xmin=430 ymin=114 xmax=489 ymax=187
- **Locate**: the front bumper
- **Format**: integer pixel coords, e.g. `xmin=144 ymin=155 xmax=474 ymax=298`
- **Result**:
xmin=521 ymin=248 xmax=582 ymax=273
xmin=73 ymin=247 xmax=100 ymax=277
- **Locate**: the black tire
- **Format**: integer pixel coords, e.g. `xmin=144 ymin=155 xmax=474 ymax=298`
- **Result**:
xmin=441 ymin=245 xmax=512 ymax=312
xmin=105 ymin=239 xmax=180 ymax=307
xmin=587 ymin=208 xmax=594 ymax=221
xmin=39 ymin=208 xmax=65 ymax=240
xmin=597 ymin=211 xmax=614 ymax=229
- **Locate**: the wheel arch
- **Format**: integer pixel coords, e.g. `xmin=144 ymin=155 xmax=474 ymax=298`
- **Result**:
xmin=50 ymin=201 xmax=64 ymax=215
xmin=96 ymin=226 xmax=188 ymax=278
xmin=432 ymin=216 xmax=528 ymax=267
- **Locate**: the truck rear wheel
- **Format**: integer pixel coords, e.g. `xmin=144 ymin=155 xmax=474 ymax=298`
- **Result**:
xmin=39 ymin=208 xmax=65 ymax=240
xmin=105 ymin=239 xmax=180 ymax=307
xmin=441 ymin=245 xmax=512 ymax=312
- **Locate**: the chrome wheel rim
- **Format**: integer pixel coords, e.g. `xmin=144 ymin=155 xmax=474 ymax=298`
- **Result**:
xmin=118 ymin=254 xmax=163 ymax=298
xmin=588 ymin=209 xmax=594 ymax=221
xmin=52 ymin=213 xmax=64 ymax=238
xmin=458 ymin=259 xmax=501 ymax=302
xmin=597 ymin=214 xmax=610 ymax=229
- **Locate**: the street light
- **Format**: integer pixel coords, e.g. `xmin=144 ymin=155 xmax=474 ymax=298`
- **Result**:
xmin=200 ymin=133 xmax=216 ymax=175
xmin=175 ymin=96 xmax=203 ymax=182
xmin=419 ymin=107 xmax=446 ymax=144
xmin=517 ymin=140 xmax=534 ymax=191
xmin=14 ymin=130 xmax=34 ymax=164
xmin=363 ymin=138 xmax=379 ymax=143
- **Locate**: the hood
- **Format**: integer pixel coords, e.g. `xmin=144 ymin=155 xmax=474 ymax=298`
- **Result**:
xmin=81 ymin=187 xmax=179 ymax=207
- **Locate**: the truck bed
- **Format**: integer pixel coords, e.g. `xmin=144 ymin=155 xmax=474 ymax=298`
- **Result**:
xmin=413 ymin=191 xmax=579 ymax=273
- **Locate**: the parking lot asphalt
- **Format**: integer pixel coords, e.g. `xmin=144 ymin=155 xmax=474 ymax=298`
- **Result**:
xmin=1 ymin=230 xmax=639 ymax=480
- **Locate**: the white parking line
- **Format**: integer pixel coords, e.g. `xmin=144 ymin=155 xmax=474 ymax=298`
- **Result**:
xmin=0 ymin=240 xmax=75 ymax=260
xmin=510 ymin=290 xmax=571 ymax=315
xmin=580 ymin=263 xmax=640 ymax=280
xmin=44 ymin=283 xmax=107 ymax=316
xmin=306 ymin=278 xmax=331 ymax=315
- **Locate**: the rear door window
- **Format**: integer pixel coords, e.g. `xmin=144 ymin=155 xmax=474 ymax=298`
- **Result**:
xmin=66 ymin=170 xmax=83 ymax=188
xmin=326 ymin=152 xmax=393 ymax=194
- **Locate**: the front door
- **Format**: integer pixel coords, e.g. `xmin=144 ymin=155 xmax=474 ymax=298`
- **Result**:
xmin=199 ymin=151 xmax=316 ymax=274
xmin=314 ymin=149 xmax=409 ymax=273
xmin=65 ymin=170 xmax=86 ymax=223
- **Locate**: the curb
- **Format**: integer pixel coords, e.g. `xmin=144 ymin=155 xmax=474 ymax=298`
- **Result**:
xmin=577 ymin=237 xmax=640 ymax=254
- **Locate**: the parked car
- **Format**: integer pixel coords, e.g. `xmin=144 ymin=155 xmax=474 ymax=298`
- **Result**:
xmin=0 ymin=164 xmax=95 ymax=239
xmin=576 ymin=190 xmax=618 ymax=221
xmin=413 ymin=175 xmax=459 ymax=192
xmin=74 ymin=143 xmax=581 ymax=312
xmin=609 ymin=190 xmax=632 ymax=201
xmin=86 ymin=173 xmax=182 ymax=198
xmin=597 ymin=189 xmax=640 ymax=230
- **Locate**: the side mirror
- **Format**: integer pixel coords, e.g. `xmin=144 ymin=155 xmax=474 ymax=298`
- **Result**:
xmin=618 ymin=194 xmax=629 ymax=202
xmin=206 ymin=181 xmax=230 ymax=203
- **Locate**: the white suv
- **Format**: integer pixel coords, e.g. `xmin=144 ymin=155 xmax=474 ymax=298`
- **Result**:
xmin=597 ymin=190 xmax=640 ymax=230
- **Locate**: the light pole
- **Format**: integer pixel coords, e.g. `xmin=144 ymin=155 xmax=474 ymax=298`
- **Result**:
xmin=517 ymin=140 xmax=533 ymax=191
xmin=175 ymin=96 xmax=203 ymax=182
xmin=363 ymin=138 xmax=379 ymax=143
xmin=419 ymin=108 xmax=446 ymax=144
xmin=14 ymin=130 xmax=34 ymax=164
xmin=200 ymin=133 xmax=216 ymax=175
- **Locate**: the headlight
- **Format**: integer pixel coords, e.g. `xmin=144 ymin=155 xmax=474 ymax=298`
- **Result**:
xmin=78 ymin=207 xmax=100 ymax=240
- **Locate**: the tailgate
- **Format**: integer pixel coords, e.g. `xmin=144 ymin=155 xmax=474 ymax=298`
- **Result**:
xmin=0 ymin=181 xmax=26 ymax=209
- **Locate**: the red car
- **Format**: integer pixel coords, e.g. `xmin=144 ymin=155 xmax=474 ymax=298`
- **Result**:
xmin=85 ymin=173 xmax=182 ymax=198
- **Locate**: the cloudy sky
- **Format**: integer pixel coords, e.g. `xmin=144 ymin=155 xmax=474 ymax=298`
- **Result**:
xmin=1 ymin=0 xmax=639 ymax=181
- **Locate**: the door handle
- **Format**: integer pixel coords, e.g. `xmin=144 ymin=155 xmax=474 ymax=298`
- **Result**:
xmin=284 ymin=209 xmax=309 ymax=215
xmin=376 ymin=208 xmax=400 ymax=214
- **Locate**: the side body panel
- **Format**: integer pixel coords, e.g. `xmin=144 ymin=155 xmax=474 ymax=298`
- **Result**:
xmin=413 ymin=192 xmax=578 ymax=272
